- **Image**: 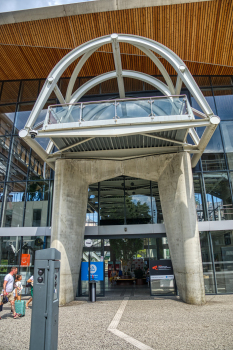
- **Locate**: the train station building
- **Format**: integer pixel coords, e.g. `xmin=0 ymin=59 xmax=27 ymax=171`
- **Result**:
xmin=0 ymin=0 xmax=233 ymax=305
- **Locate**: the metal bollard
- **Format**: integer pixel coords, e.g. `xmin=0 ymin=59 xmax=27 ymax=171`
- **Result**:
xmin=89 ymin=281 xmax=96 ymax=302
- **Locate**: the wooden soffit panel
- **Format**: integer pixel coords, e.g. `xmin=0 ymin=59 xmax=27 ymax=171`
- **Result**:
xmin=0 ymin=0 xmax=233 ymax=80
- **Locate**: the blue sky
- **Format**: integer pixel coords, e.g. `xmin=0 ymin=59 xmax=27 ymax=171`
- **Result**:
xmin=0 ymin=0 xmax=93 ymax=13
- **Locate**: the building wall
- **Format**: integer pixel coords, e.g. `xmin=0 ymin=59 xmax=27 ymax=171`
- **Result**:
xmin=0 ymin=75 xmax=233 ymax=294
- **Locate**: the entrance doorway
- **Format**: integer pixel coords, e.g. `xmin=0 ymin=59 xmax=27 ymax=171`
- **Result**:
xmin=78 ymin=236 xmax=176 ymax=297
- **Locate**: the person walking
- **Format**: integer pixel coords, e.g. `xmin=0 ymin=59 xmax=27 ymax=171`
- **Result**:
xmin=26 ymin=275 xmax=33 ymax=309
xmin=1 ymin=266 xmax=20 ymax=319
xmin=14 ymin=275 xmax=23 ymax=301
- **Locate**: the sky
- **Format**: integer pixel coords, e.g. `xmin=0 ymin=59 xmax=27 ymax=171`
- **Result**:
xmin=0 ymin=0 xmax=93 ymax=13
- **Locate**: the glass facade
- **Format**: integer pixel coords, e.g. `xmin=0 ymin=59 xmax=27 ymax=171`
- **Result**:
xmin=1 ymin=75 xmax=233 ymax=295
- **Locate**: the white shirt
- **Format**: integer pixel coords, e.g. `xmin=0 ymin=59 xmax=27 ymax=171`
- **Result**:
xmin=4 ymin=274 xmax=14 ymax=293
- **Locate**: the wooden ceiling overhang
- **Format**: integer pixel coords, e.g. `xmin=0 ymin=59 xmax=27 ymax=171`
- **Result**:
xmin=0 ymin=0 xmax=233 ymax=81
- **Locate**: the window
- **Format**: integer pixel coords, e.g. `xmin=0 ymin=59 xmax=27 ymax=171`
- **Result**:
xmin=32 ymin=209 xmax=42 ymax=227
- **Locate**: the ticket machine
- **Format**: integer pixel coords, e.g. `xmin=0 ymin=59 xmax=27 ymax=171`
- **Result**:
xmin=29 ymin=248 xmax=61 ymax=350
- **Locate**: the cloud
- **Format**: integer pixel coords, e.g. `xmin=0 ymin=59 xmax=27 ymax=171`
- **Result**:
xmin=0 ymin=0 xmax=94 ymax=13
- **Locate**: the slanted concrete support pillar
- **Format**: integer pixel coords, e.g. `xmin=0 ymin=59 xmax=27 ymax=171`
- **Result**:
xmin=51 ymin=160 xmax=89 ymax=305
xmin=158 ymin=152 xmax=206 ymax=305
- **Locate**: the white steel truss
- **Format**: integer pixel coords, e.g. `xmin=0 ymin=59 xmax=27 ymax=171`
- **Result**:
xmin=19 ymin=33 xmax=220 ymax=168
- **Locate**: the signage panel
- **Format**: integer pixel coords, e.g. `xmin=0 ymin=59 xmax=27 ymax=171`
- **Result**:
xmin=150 ymin=259 xmax=173 ymax=276
xmin=21 ymin=254 xmax=30 ymax=266
xmin=81 ymin=262 xmax=104 ymax=281
xmin=150 ymin=260 xmax=174 ymax=285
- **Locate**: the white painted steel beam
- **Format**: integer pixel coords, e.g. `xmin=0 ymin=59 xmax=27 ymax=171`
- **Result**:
xmin=191 ymin=116 xmax=220 ymax=167
xmin=191 ymin=107 xmax=208 ymax=119
xmin=134 ymin=44 xmax=175 ymax=94
xmin=69 ymin=70 xmax=171 ymax=105
xmin=141 ymin=133 xmax=190 ymax=146
xmin=66 ymin=48 xmax=96 ymax=103
xmin=46 ymin=140 xmax=54 ymax=154
xmin=175 ymin=75 xmax=183 ymax=95
xmin=111 ymin=34 xmax=125 ymax=98
xmin=38 ymin=119 xmax=210 ymax=138
xmin=46 ymin=145 xmax=199 ymax=162
xmin=53 ymin=137 xmax=94 ymax=154
xmin=18 ymin=129 xmax=55 ymax=170
xmin=189 ymin=128 xmax=200 ymax=146
xmin=53 ymin=84 xmax=66 ymax=104
xmin=24 ymin=34 xmax=214 ymax=131
xmin=20 ymin=33 xmax=218 ymax=169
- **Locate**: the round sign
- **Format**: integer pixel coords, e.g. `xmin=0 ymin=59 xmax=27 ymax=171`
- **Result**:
xmin=85 ymin=239 xmax=92 ymax=248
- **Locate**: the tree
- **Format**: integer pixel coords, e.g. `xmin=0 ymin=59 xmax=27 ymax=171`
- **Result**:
xmin=110 ymin=238 xmax=143 ymax=269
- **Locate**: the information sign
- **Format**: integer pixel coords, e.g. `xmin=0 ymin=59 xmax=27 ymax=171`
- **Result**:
xmin=150 ymin=259 xmax=174 ymax=281
xmin=85 ymin=239 xmax=92 ymax=248
xmin=81 ymin=262 xmax=104 ymax=281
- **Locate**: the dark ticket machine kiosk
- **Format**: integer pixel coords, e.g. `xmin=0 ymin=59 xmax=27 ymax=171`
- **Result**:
xmin=29 ymin=248 xmax=61 ymax=350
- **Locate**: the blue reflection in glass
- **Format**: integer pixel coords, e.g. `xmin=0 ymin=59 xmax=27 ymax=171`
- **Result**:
xmin=191 ymin=94 xmax=216 ymax=114
xmin=214 ymin=90 xmax=233 ymax=120
xmin=196 ymin=125 xmax=223 ymax=152
xmin=221 ymin=121 xmax=233 ymax=152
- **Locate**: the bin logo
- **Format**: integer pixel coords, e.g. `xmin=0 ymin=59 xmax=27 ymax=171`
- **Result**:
xmin=90 ymin=264 xmax=97 ymax=274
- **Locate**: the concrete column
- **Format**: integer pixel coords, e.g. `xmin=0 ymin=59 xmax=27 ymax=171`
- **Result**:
xmin=51 ymin=160 xmax=89 ymax=305
xmin=158 ymin=152 xmax=206 ymax=305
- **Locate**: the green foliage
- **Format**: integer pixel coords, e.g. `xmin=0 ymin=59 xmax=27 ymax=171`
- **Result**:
xmin=110 ymin=238 xmax=143 ymax=262
xmin=100 ymin=195 xmax=151 ymax=224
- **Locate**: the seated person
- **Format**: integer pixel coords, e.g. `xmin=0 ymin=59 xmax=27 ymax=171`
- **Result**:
xmin=109 ymin=269 xmax=116 ymax=284
xmin=118 ymin=269 xmax=123 ymax=277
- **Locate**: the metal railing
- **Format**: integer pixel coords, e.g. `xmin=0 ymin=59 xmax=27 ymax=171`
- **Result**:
xmin=45 ymin=95 xmax=193 ymax=126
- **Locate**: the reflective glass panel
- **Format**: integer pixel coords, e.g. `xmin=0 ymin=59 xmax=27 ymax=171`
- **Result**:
xmin=201 ymin=153 xmax=226 ymax=171
xmin=0 ymin=105 xmax=16 ymax=135
xmin=20 ymin=80 xmax=39 ymax=102
xmin=14 ymin=102 xmax=55 ymax=133
xmin=100 ymin=176 xmax=125 ymax=225
xmin=204 ymin=173 xmax=233 ymax=221
xmin=2 ymin=182 xmax=26 ymax=227
xmin=211 ymin=231 xmax=233 ymax=293
xmin=197 ymin=125 xmax=223 ymax=153
xmin=0 ymin=136 xmax=12 ymax=181
xmin=151 ymin=182 xmax=163 ymax=223
xmin=221 ymin=121 xmax=233 ymax=153
xmin=86 ymin=183 xmax=98 ymax=226
xmin=0 ymin=81 xmax=20 ymax=104
xmin=193 ymin=76 xmax=211 ymax=87
xmin=125 ymin=178 xmax=152 ymax=225
xmin=20 ymin=236 xmax=50 ymax=294
xmin=8 ymin=136 xmax=30 ymax=181
xmin=29 ymin=149 xmax=50 ymax=180
xmin=83 ymin=103 xmax=114 ymax=121
xmin=199 ymin=232 xmax=215 ymax=293
xmin=0 ymin=236 xmax=21 ymax=288
xmin=24 ymin=181 xmax=50 ymax=227
xmin=211 ymin=76 xmax=233 ymax=86
xmin=214 ymin=88 xmax=233 ymax=120
xmin=221 ymin=121 xmax=233 ymax=169
xmin=193 ymin=174 xmax=205 ymax=221
xmin=191 ymin=89 xmax=216 ymax=114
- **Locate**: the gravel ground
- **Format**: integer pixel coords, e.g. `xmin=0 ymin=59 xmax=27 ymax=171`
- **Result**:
xmin=0 ymin=294 xmax=232 ymax=350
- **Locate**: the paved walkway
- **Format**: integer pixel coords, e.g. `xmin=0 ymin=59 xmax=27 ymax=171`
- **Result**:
xmin=0 ymin=292 xmax=233 ymax=350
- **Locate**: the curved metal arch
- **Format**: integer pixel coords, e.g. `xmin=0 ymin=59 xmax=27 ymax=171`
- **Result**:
xmin=117 ymin=35 xmax=213 ymax=116
xmin=70 ymin=70 xmax=171 ymax=104
xmin=65 ymin=48 xmax=96 ymax=103
xmin=134 ymin=44 xmax=175 ymax=95
xmin=25 ymin=33 xmax=214 ymax=130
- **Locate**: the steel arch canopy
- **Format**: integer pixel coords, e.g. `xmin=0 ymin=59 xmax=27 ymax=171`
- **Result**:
xmin=19 ymin=33 xmax=220 ymax=169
